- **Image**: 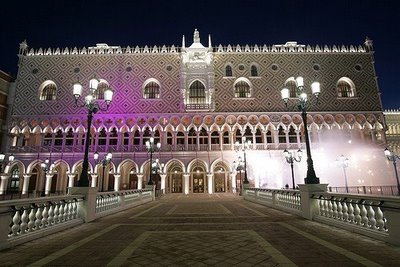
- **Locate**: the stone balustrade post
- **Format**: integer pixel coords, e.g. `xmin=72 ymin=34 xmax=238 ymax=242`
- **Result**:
xmin=298 ymin=184 xmax=328 ymax=220
xmin=0 ymin=206 xmax=14 ymax=250
xmin=383 ymin=200 xmax=400 ymax=245
xmin=145 ymin=184 xmax=156 ymax=200
xmin=68 ymin=187 xmax=98 ymax=222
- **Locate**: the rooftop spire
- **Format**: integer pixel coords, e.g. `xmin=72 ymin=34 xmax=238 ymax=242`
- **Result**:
xmin=182 ymin=35 xmax=185 ymax=48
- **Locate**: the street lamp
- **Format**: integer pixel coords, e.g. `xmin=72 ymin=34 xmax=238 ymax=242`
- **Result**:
xmin=94 ymin=151 xmax=112 ymax=192
xmin=234 ymin=137 xmax=251 ymax=184
xmin=384 ymin=148 xmax=400 ymax=195
xmin=283 ymin=149 xmax=302 ymax=189
xmin=73 ymin=78 xmax=113 ymax=187
xmin=336 ymin=155 xmax=349 ymax=193
xmin=152 ymin=159 xmax=165 ymax=188
xmin=233 ymin=157 xmax=245 ymax=193
xmin=146 ymin=137 xmax=161 ymax=185
xmin=0 ymin=152 xmax=15 ymax=173
xmin=281 ymin=76 xmax=321 ymax=184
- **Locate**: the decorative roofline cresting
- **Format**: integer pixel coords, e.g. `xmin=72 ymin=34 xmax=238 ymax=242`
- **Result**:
xmin=18 ymin=38 xmax=373 ymax=56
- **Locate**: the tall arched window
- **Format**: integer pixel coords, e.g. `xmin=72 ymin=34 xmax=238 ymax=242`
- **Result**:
xmin=189 ymin=80 xmax=206 ymax=104
xmin=109 ymin=127 xmax=118 ymax=146
xmin=143 ymin=80 xmax=160 ymax=99
xmin=285 ymin=78 xmax=297 ymax=98
xmin=9 ymin=167 xmax=20 ymax=191
xmin=188 ymin=128 xmax=197 ymax=145
xmin=278 ymin=126 xmax=286 ymax=143
xmin=288 ymin=126 xmax=297 ymax=143
xmin=337 ymin=77 xmax=356 ymax=97
xmin=250 ymin=65 xmax=258 ymax=77
xmin=176 ymin=131 xmax=185 ymax=145
xmin=225 ymin=65 xmax=233 ymax=77
xmin=54 ymin=129 xmax=63 ymax=146
xmin=98 ymin=128 xmax=107 ymax=146
xmin=199 ymin=128 xmax=208 ymax=145
xmin=65 ymin=128 xmax=74 ymax=146
xmin=133 ymin=130 xmax=140 ymax=145
xmin=39 ymin=81 xmax=57 ymax=100
xmin=93 ymin=80 xmax=109 ymax=100
xmin=234 ymin=80 xmax=251 ymax=98
xmin=211 ymin=131 xmax=219 ymax=144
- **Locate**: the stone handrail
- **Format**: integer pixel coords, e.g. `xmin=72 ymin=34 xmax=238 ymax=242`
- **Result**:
xmin=95 ymin=188 xmax=154 ymax=218
xmin=311 ymin=192 xmax=400 ymax=244
xmin=243 ymin=185 xmax=400 ymax=246
xmin=0 ymin=195 xmax=85 ymax=250
xmin=0 ymin=187 xmax=156 ymax=251
xmin=244 ymin=187 xmax=301 ymax=215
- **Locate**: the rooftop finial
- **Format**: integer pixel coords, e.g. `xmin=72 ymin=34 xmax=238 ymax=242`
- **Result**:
xmin=208 ymin=34 xmax=212 ymax=48
xmin=182 ymin=35 xmax=185 ymax=48
xmin=19 ymin=40 xmax=28 ymax=55
xmin=364 ymin=36 xmax=373 ymax=52
xmin=193 ymin=29 xmax=200 ymax=43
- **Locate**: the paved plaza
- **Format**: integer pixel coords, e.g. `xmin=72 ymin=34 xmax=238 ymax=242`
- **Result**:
xmin=0 ymin=194 xmax=399 ymax=266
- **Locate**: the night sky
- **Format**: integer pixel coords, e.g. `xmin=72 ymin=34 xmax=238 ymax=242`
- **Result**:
xmin=1 ymin=0 xmax=399 ymax=109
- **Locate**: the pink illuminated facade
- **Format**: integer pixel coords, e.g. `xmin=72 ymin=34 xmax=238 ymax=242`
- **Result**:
xmin=1 ymin=30 xmax=387 ymax=196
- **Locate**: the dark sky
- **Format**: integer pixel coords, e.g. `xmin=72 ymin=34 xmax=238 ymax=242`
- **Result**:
xmin=1 ymin=0 xmax=399 ymax=109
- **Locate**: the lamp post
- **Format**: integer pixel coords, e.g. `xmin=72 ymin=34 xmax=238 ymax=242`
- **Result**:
xmin=94 ymin=151 xmax=112 ymax=192
xmin=146 ymin=137 xmax=161 ymax=185
xmin=384 ymin=148 xmax=400 ymax=195
xmin=234 ymin=137 xmax=251 ymax=184
xmin=0 ymin=152 xmax=15 ymax=173
xmin=233 ymin=157 xmax=244 ymax=194
xmin=283 ymin=149 xmax=302 ymax=189
xmin=73 ymin=78 xmax=113 ymax=187
xmin=336 ymin=155 xmax=349 ymax=193
xmin=281 ymin=76 xmax=321 ymax=184
xmin=152 ymin=159 xmax=165 ymax=188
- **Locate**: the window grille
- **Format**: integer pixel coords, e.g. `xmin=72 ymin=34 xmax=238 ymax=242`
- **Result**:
xmin=225 ymin=65 xmax=233 ymax=77
xmin=337 ymin=79 xmax=355 ymax=97
xmin=189 ymin=80 xmax=206 ymax=104
xmin=144 ymin=81 xmax=160 ymax=99
xmin=250 ymin=65 xmax=258 ymax=77
xmin=234 ymin=81 xmax=250 ymax=98
xmin=40 ymin=83 xmax=57 ymax=100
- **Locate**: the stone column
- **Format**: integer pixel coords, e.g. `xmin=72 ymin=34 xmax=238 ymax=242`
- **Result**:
xmin=22 ymin=174 xmax=31 ymax=194
xmin=114 ymin=174 xmax=121 ymax=191
xmin=207 ymin=173 xmax=213 ymax=194
xmin=208 ymin=131 xmax=212 ymax=151
xmin=262 ymin=130 xmax=267 ymax=149
xmin=273 ymin=130 xmax=279 ymax=148
xmin=137 ymin=174 xmax=143 ymax=189
xmin=296 ymin=130 xmax=301 ymax=148
xmin=183 ymin=174 xmax=190 ymax=194
xmin=0 ymin=175 xmax=10 ymax=194
xmin=90 ymin=174 xmax=97 ymax=188
xmin=160 ymin=174 xmax=167 ymax=193
xmin=230 ymin=173 xmax=236 ymax=193
xmin=45 ymin=174 xmax=53 ymax=195
xmin=67 ymin=173 xmax=76 ymax=188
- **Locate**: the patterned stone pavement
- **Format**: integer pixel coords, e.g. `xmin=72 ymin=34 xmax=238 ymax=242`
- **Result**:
xmin=0 ymin=193 xmax=399 ymax=266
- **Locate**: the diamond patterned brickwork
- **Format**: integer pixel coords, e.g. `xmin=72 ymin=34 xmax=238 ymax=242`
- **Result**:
xmin=14 ymin=53 xmax=182 ymax=116
xmin=214 ymin=52 xmax=381 ymax=112
xmin=12 ymin=49 xmax=382 ymax=119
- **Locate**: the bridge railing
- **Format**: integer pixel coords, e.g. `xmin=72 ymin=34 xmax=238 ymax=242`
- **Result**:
xmin=243 ymin=188 xmax=302 ymax=216
xmin=243 ymin=185 xmax=400 ymax=246
xmin=0 ymin=186 xmax=155 ymax=250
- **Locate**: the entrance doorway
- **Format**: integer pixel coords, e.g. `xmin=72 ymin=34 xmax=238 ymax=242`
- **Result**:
xmin=171 ymin=172 xmax=183 ymax=193
xmin=214 ymin=172 xmax=225 ymax=192
xmin=193 ymin=173 xmax=205 ymax=193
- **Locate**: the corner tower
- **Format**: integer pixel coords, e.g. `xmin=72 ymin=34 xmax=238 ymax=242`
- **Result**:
xmin=180 ymin=29 xmax=214 ymax=112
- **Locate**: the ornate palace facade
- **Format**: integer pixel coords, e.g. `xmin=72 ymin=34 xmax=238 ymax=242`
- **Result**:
xmin=1 ymin=30 xmax=385 ymax=195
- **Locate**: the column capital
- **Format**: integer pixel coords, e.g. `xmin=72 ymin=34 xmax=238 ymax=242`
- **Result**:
xmin=23 ymin=174 xmax=31 ymax=179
